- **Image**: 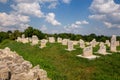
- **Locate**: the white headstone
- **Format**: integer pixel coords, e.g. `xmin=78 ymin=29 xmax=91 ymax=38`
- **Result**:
xmin=97 ymin=42 xmax=111 ymax=55
xmin=110 ymin=35 xmax=117 ymax=52
xmin=31 ymin=35 xmax=39 ymax=45
xmin=16 ymin=34 xmax=29 ymax=43
xmin=22 ymin=34 xmax=25 ymax=38
xmin=82 ymin=46 xmax=93 ymax=57
xmin=66 ymin=41 xmax=75 ymax=51
xmin=116 ymin=41 xmax=120 ymax=46
xmin=73 ymin=41 xmax=78 ymax=45
xmin=85 ymin=42 xmax=90 ymax=46
xmin=16 ymin=37 xmax=21 ymax=42
xmin=57 ymin=37 xmax=62 ymax=43
xmin=77 ymin=46 xmax=99 ymax=60
xmin=39 ymin=39 xmax=47 ymax=48
xmin=62 ymin=39 xmax=68 ymax=45
xmin=90 ymin=39 xmax=97 ymax=47
xmin=79 ymin=39 xmax=85 ymax=48
xmin=49 ymin=37 xmax=55 ymax=43
xmin=105 ymin=40 xmax=110 ymax=47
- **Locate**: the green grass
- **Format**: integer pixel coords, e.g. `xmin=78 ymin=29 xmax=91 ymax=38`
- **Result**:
xmin=0 ymin=40 xmax=120 ymax=80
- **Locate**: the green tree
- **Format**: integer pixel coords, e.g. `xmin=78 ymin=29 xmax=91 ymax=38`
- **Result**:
xmin=9 ymin=30 xmax=22 ymax=40
xmin=24 ymin=27 xmax=34 ymax=37
xmin=0 ymin=32 xmax=9 ymax=42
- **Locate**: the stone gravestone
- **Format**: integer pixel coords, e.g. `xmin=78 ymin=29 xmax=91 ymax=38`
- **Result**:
xmin=85 ymin=42 xmax=90 ymax=46
xmin=97 ymin=42 xmax=111 ymax=55
xmin=31 ymin=35 xmax=39 ymax=45
xmin=39 ymin=39 xmax=47 ymax=48
xmin=73 ymin=41 xmax=78 ymax=45
xmin=110 ymin=35 xmax=117 ymax=52
xmin=116 ymin=41 xmax=120 ymax=46
xmin=66 ymin=41 xmax=75 ymax=51
xmin=90 ymin=39 xmax=97 ymax=47
xmin=62 ymin=39 xmax=68 ymax=45
xmin=105 ymin=40 xmax=110 ymax=47
xmin=57 ymin=37 xmax=62 ymax=43
xmin=22 ymin=38 xmax=29 ymax=44
xmin=82 ymin=46 xmax=93 ymax=57
xmin=28 ymin=37 xmax=32 ymax=42
xmin=77 ymin=46 xmax=99 ymax=60
xmin=16 ymin=34 xmax=29 ymax=43
xmin=49 ymin=37 xmax=55 ymax=43
xmin=79 ymin=39 xmax=85 ymax=48
xmin=21 ymin=34 xmax=25 ymax=38
xmin=16 ymin=37 xmax=21 ymax=42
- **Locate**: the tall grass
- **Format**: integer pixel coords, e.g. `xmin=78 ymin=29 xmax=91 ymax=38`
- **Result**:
xmin=0 ymin=40 xmax=120 ymax=80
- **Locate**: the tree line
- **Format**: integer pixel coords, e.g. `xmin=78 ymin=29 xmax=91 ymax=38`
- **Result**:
xmin=0 ymin=26 xmax=120 ymax=43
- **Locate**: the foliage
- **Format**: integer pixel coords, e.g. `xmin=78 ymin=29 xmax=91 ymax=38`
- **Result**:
xmin=0 ymin=26 xmax=118 ymax=43
xmin=0 ymin=32 xmax=9 ymax=42
xmin=9 ymin=30 xmax=22 ymax=40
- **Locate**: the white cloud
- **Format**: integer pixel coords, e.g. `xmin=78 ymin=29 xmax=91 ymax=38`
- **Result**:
xmin=64 ymin=20 xmax=89 ymax=31
xmin=89 ymin=0 xmax=120 ymax=28
xmin=11 ymin=2 xmax=44 ymax=18
xmin=39 ymin=0 xmax=57 ymax=3
xmin=45 ymin=13 xmax=61 ymax=26
xmin=40 ymin=25 xmax=48 ymax=32
xmin=48 ymin=2 xmax=58 ymax=9
xmin=89 ymin=14 xmax=106 ymax=20
xmin=14 ymin=0 xmax=37 ymax=3
xmin=62 ymin=0 xmax=71 ymax=4
xmin=0 ymin=0 xmax=7 ymax=3
xmin=0 ymin=12 xmax=30 ymax=31
xmin=0 ymin=0 xmax=73 ymax=31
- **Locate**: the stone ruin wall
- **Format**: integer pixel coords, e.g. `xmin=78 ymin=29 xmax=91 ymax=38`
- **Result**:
xmin=0 ymin=47 xmax=50 ymax=80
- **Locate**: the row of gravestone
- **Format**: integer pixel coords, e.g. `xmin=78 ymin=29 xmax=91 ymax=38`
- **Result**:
xmin=16 ymin=35 xmax=39 ymax=45
xmin=40 ymin=35 xmax=120 ymax=60
xmin=0 ymin=47 xmax=50 ymax=80
xmin=16 ymin=35 xmax=120 ymax=60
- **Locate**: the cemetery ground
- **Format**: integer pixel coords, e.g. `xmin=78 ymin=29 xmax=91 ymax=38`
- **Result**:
xmin=0 ymin=40 xmax=120 ymax=80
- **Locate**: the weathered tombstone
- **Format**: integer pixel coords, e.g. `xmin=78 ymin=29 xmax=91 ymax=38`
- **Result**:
xmin=31 ymin=35 xmax=39 ymax=45
xmin=39 ymin=39 xmax=47 ymax=48
xmin=110 ymin=35 xmax=117 ymax=52
xmin=49 ymin=37 xmax=55 ymax=43
xmin=105 ymin=40 xmax=110 ymax=47
xmin=22 ymin=34 xmax=25 ymax=38
xmin=116 ymin=41 xmax=120 ymax=46
xmin=28 ymin=37 xmax=32 ymax=42
xmin=90 ymin=39 xmax=97 ymax=47
xmin=62 ymin=39 xmax=68 ymax=45
xmin=57 ymin=37 xmax=62 ymax=43
xmin=97 ymin=42 xmax=111 ymax=55
xmin=77 ymin=46 xmax=99 ymax=60
xmin=79 ymin=39 xmax=85 ymax=48
xmin=73 ymin=41 xmax=78 ymax=45
xmin=82 ymin=46 xmax=93 ymax=57
xmin=66 ymin=41 xmax=75 ymax=51
xmin=85 ymin=42 xmax=90 ymax=46
xmin=22 ymin=38 xmax=29 ymax=43
xmin=16 ymin=37 xmax=21 ymax=42
xmin=16 ymin=34 xmax=29 ymax=43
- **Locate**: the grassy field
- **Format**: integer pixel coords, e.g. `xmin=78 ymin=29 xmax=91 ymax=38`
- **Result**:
xmin=0 ymin=40 xmax=120 ymax=80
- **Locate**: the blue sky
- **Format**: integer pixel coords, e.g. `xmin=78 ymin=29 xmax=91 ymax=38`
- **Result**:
xmin=0 ymin=0 xmax=120 ymax=36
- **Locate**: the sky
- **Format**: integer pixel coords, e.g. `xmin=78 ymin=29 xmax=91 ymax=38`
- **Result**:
xmin=0 ymin=0 xmax=120 ymax=36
